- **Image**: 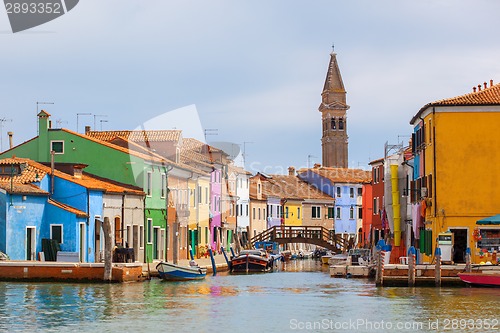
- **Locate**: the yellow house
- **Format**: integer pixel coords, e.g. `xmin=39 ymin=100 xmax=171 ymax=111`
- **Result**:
xmin=409 ymin=80 xmax=500 ymax=264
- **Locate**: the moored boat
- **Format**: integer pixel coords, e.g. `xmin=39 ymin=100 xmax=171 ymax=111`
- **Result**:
xmin=156 ymin=261 xmax=207 ymax=281
xmin=230 ymin=249 xmax=275 ymax=273
xmin=458 ymin=272 xmax=500 ymax=287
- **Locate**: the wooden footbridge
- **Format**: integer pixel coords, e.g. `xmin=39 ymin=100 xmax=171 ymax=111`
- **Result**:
xmin=249 ymin=226 xmax=351 ymax=254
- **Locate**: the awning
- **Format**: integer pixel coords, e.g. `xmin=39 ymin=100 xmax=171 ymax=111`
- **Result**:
xmin=476 ymin=214 xmax=500 ymax=225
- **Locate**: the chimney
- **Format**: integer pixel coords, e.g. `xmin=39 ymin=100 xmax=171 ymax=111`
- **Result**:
xmin=490 ymin=79 xmax=494 ymax=87
xmin=478 ymin=84 xmax=482 ymax=91
xmin=85 ymin=126 xmax=91 ymax=134
xmin=484 ymin=82 xmax=487 ymax=89
xmin=73 ymin=165 xmax=84 ymax=179
xmin=288 ymin=166 xmax=295 ymax=176
xmin=473 ymin=87 xmax=477 ymax=92
xmin=313 ymin=163 xmax=321 ymax=169
xmin=7 ymin=132 xmax=13 ymax=149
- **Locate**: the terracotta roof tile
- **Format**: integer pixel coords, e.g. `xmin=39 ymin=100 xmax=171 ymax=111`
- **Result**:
xmin=259 ymin=174 xmax=333 ymax=201
xmin=0 ymin=181 xmax=48 ymax=195
xmin=48 ymin=199 xmax=88 ymax=217
xmin=87 ymin=130 xmax=182 ymax=143
xmin=412 ymin=81 xmax=500 ymax=123
xmin=298 ymin=167 xmax=372 ymax=184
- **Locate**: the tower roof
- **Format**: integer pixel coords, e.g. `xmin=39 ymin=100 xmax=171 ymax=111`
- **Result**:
xmin=322 ymin=52 xmax=346 ymax=94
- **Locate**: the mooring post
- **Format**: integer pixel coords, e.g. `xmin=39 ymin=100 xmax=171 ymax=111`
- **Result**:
xmin=221 ymin=246 xmax=230 ymax=266
xmin=465 ymin=248 xmax=471 ymax=273
xmin=435 ymin=247 xmax=442 ymax=287
xmin=375 ymin=249 xmax=383 ymax=287
xmin=408 ymin=246 xmax=416 ymax=287
xmin=102 ymin=217 xmax=113 ymax=282
xmin=189 ymin=245 xmax=194 ymax=261
xmin=208 ymin=248 xmax=217 ymax=276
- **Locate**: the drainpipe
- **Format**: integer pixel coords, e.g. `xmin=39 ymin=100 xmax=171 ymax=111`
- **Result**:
xmin=121 ymin=194 xmax=125 ymax=247
xmin=164 ymin=165 xmax=173 ymax=262
xmin=432 ymin=107 xmax=437 ymax=222
xmin=50 ymin=150 xmax=55 ymax=195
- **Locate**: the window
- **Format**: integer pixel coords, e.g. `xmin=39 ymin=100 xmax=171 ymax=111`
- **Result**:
xmin=373 ymin=197 xmax=379 ymax=215
xmin=205 ymin=187 xmax=208 ymax=204
xmin=285 ymin=206 xmax=289 ymax=219
xmin=358 ymin=187 xmax=362 ymax=196
xmin=246 ymin=204 xmax=249 ymax=216
xmin=350 ymin=206 xmax=354 ymax=219
xmin=50 ymin=140 xmax=64 ymax=154
xmin=205 ymin=226 xmax=209 ymax=244
xmin=331 ymin=117 xmax=336 ymax=130
xmin=350 ymin=188 xmax=354 ymax=198
xmin=312 ymin=206 xmax=321 ymax=219
xmin=253 ymin=207 xmax=256 ymax=220
xmin=327 ymin=206 xmax=334 ymax=219
xmin=358 ymin=207 xmax=363 ymax=219
xmin=336 ymin=207 xmax=341 ymax=219
xmin=258 ymin=208 xmax=261 ymax=220
xmin=147 ymin=219 xmax=153 ymax=244
xmin=161 ymin=173 xmax=166 ymax=198
xmin=50 ymin=225 xmax=63 ymax=244
xmin=336 ymin=187 xmax=341 ymax=197
xmin=258 ymin=183 xmax=261 ymax=194
xmin=297 ymin=207 xmax=301 ymax=219
xmin=339 ymin=118 xmax=344 ymax=130
xmin=198 ymin=186 xmax=202 ymax=204
xmin=146 ymin=172 xmax=152 ymax=196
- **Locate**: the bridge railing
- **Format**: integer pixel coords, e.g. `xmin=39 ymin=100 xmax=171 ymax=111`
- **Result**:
xmin=250 ymin=225 xmax=350 ymax=252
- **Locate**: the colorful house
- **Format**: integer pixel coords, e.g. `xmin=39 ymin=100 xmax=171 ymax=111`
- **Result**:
xmin=249 ymin=174 xmax=268 ymax=239
xmin=298 ymin=166 xmax=371 ymax=245
xmin=409 ymin=80 xmax=500 ymax=264
xmin=0 ymin=112 xmax=177 ymax=263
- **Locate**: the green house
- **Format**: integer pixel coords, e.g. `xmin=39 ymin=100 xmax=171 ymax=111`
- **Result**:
xmin=0 ymin=111 xmax=184 ymax=263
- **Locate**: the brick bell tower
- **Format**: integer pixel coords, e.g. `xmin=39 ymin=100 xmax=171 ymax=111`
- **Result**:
xmin=319 ymin=48 xmax=349 ymax=168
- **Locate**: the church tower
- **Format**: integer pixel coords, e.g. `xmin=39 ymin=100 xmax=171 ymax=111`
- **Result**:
xmin=319 ymin=49 xmax=349 ymax=168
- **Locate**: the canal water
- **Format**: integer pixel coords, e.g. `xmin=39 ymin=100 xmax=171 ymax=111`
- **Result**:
xmin=0 ymin=260 xmax=498 ymax=332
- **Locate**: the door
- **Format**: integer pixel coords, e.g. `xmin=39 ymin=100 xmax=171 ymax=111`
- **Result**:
xmin=451 ymin=228 xmax=467 ymax=263
xmin=79 ymin=223 xmax=86 ymax=262
xmin=153 ymin=227 xmax=159 ymax=260
xmin=94 ymin=219 xmax=102 ymax=262
xmin=133 ymin=225 xmax=139 ymax=261
xmin=26 ymin=227 xmax=36 ymax=260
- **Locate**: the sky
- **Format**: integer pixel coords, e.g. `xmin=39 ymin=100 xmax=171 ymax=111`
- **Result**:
xmin=1 ymin=1 xmax=500 ymax=174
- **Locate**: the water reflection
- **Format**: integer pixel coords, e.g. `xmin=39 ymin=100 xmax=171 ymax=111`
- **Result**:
xmin=0 ymin=260 xmax=499 ymax=332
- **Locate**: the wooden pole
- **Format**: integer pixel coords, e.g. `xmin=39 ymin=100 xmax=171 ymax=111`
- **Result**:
xmin=408 ymin=246 xmax=416 ymax=287
xmin=209 ymin=248 xmax=217 ymax=276
xmin=375 ymin=249 xmax=383 ymax=286
xmin=102 ymin=217 xmax=113 ymax=282
xmin=435 ymin=247 xmax=442 ymax=287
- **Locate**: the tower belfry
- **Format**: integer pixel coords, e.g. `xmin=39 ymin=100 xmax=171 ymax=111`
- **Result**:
xmin=319 ymin=50 xmax=349 ymax=168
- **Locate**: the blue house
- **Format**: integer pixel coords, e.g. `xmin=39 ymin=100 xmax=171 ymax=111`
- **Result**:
xmin=0 ymin=158 xmax=123 ymax=262
xmin=298 ymin=167 xmax=371 ymax=239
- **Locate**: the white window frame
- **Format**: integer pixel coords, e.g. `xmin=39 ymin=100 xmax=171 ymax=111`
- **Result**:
xmin=161 ymin=173 xmax=166 ymax=198
xmin=336 ymin=207 xmax=341 ymax=219
xmin=50 ymin=224 xmax=64 ymax=244
xmin=50 ymin=140 xmax=64 ymax=154
xmin=147 ymin=218 xmax=153 ymax=244
xmin=312 ymin=206 xmax=321 ymax=219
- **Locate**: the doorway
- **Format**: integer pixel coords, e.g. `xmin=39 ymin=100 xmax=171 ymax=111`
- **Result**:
xmin=79 ymin=223 xmax=86 ymax=262
xmin=94 ymin=218 xmax=103 ymax=262
xmin=26 ymin=227 xmax=36 ymax=260
xmin=450 ymin=228 xmax=468 ymax=263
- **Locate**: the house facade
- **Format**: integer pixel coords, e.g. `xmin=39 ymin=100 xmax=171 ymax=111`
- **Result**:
xmin=409 ymin=81 xmax=500 ymax=264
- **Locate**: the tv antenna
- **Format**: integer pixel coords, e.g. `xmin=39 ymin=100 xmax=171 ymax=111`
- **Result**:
xmin=36 ymin=101 xmax=54 ymax=134
xmin=76 ymin=113 xmax=92 ymax=133
xmin=94 ymin=114 xmax=108 ymax=130
xmin=0 ymin=118 xmax=12 ymax=151
xmin=55 ymin=119 xmax=68 ymax=128
xmin=204 ymin=129 xmax=218 ymax=140
xmin=307 ymin=154 xmax=317 ymax=169
xmin=242 ymin=141 xmax=254 ymax=166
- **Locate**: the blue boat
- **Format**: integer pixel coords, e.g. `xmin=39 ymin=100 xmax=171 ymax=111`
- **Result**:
xmin=156 ymin=261 xmax=207 ymax=281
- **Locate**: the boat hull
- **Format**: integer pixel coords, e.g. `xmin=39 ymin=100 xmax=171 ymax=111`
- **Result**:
xmin=156 ymin=262 xmax=206 ymax=281
xmin=458 ymin=272 xmax=500 ymax=287
xmin=230 ymin=254 xmax=272 ymax=273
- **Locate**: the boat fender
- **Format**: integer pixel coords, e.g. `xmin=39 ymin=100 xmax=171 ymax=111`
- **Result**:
xmin=346 ymin=273 xmax=352 ymax=279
